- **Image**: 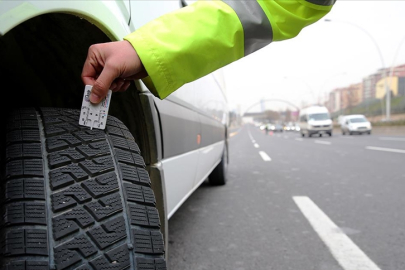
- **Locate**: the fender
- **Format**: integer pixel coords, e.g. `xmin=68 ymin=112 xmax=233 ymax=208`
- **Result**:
xmin=0 ymin=0 xmax=131 ymax=39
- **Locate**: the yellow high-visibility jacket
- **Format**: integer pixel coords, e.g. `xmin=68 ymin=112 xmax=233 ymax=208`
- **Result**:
xmin=124 ymin=0 xmax=335 ymax=99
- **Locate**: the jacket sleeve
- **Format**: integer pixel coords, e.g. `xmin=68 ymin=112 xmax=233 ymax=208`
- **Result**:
xmin=124 ymin=0 xmax=335 ymax=99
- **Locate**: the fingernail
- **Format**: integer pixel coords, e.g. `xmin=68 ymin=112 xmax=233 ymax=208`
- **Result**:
xmin=90 ymin=92 xmax=100 ymax=103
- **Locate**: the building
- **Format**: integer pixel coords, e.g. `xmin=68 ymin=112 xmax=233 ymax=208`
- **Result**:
xmin=346 ymin=83 xmax=363 ymax=107
xmin=362 ymin=69 xmax=384 ymax=100
xmin=375 ymin=76 xmax=398 ymax=99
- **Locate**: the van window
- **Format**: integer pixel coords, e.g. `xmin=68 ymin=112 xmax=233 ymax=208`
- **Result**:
xmin=308 ymin=113 xmax=329 ymax=121
xmin=349 ymin=117 xmax=367 ymax=123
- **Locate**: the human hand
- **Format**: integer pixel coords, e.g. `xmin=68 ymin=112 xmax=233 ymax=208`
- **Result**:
xmin=81 ymin=40 xmax=147 ymax=104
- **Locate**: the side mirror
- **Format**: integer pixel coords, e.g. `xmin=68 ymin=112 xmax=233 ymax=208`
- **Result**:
xmin=180 ymin=0 xmax=187 ymax=7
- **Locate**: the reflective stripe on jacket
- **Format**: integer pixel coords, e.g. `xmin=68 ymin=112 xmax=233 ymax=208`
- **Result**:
xmin=124 ymin=0 xmax=335 ymax=99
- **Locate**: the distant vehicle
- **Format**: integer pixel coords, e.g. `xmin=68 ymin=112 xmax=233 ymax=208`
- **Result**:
xmin=264 ymin=123 xmax=283 ymax=133
xmin=284 ymin=122 xmax=295 ymax=131
xmin=298 ymin=105 xmax=333 ymax=137
xmin=273 ymin=123 xmax=284 ymax=132
xmin=337 ymin=115 xmax=346 ymax=126
xmin=341 ymin=114 xmax=372 ymax=135
xmin=294 ymin=122 xmax=301 ymax=132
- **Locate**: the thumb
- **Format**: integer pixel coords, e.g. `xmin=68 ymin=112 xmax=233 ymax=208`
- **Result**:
xmin=90 ymin=65 xmax=118 ymax=104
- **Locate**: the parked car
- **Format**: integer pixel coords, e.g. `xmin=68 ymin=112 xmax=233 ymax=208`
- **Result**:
xmin=298 ymin=105 xmax=333 ymax=137
xmin=0 ymin=1 xmax=228 ymax=269
xmin=341 ymin=114 xmax=372 ymax=135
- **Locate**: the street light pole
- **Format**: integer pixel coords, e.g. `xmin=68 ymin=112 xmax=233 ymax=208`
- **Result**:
xmin=324 ymin=19 xmax=390 ymax=120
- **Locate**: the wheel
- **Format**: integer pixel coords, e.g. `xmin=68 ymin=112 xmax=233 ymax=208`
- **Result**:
xmin=301 ymin=133 xmax=305 ymax=137
xmin=208 ymin=143 xmax=228 ymax=186
xmin=328 ymin=132 xmax=332 ymax=137
xmin=349 ymin=131 xmax=353 ymax=135
xmin=368 ymin=131 xmax=371 ymax=135
xmin=1 ymin=108 xmax=166 ymax=269
xmin=341 ymin=129 xmax=345 ymax=135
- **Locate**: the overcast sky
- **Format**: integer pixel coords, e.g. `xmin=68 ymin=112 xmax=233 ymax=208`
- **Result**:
xmin=221 ymin=1 xmax=405 ymax=114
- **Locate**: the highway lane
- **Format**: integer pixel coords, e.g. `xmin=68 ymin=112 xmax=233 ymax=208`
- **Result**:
xmin=168 ymin=124 xmax=405 ymax=270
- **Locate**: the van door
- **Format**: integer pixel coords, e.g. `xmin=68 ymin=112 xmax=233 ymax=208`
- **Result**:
xmin=153 ymin=85 xmax=200 ymax=218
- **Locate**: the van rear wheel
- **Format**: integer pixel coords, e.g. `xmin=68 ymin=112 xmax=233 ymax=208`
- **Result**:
xmin=208 ymin=143 xmax=228 ymax=186
xmin=1 ymin=108 xmax=166 ymax=270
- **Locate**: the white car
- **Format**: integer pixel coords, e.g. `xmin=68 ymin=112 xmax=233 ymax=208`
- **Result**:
xmin=341 ymin=114 xmax=372 ymax=135
xmin=0 ymin=1 xmax=228 ymax=269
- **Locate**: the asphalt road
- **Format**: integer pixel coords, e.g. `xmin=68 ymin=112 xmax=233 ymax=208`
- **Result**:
xmin=167 ymin=124 xmax=405 ymax=270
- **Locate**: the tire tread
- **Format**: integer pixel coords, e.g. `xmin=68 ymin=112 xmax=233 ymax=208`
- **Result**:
xmin=1 ymin=108 xmax=166 ymax=270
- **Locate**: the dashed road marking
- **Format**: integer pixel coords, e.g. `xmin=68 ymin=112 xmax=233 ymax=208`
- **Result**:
xmin=248 ymin=127 xmax=255 ymax=143
xmin=259 ymin=151 xmax=271 ymax=161
xmin=295 ymin=138 xmax=303 ymax=141
xmin=254 ymin=143 xmax=259 ymax=148
xmin=379 ymin=137 xmax=405 ymax=142
xmin=315 ymin=140 xmax=331 ymax=145
xmin=366 ymin=146 xmax=405 ymax=154
xmin=293 ymin=196 xmax=381 ymax=270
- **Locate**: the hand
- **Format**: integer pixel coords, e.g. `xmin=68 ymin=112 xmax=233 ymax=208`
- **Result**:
xmin=81 ymin=40 xmax=147 ymax=104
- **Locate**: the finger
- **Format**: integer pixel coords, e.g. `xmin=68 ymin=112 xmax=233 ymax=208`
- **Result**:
xmin=81 ymin=48 xmax=103 ymax=86
xmin=114 ymin=79 xmax=126 ymax=92
xmin=115 ymin=81 xmax=131 ymax=92
xmin=81 ymin=60 xmax=99 ymax=86
xmin=90 ymin=64 xmax=119 ymax=104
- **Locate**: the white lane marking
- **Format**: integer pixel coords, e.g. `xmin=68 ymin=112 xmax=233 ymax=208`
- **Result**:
xmin=248 ymin=127 xmax=256 ymax=144
xmin=259 ymin=151 xmax=271 ymax=161
xmin=315 ymin=140 xmax=332 ymax=145
xmin=254 ymin=143 xmax=259 ymax=148
xmin=293 ymin=196 xmax=382 ymax=270
xmin=379 ymin=137 xmax=405 ymax=142
xmin=295 ymin=138 xmax=303 ymax=141
xmin=366 ymin=146 xmax=405 ymax=154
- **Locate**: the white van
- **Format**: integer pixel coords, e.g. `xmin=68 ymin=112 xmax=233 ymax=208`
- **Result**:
xmin=298 ymin=105 xmax=333 ymax=137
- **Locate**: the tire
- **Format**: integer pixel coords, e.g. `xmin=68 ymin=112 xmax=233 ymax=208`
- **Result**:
xmin=368 ymin=131 xmax=371 ymax=135
xmin=341 ymin=129 xmax=345 ymax=135
xmin=1 ymin=108 xmax=166 ymax=270
xmin=328 ymin=132 xmax=332 ymax=137
xmin=208 ymin=143 xmax=228 ymax=186
xmin=301 ymin=132 xmax=305 ymax=137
